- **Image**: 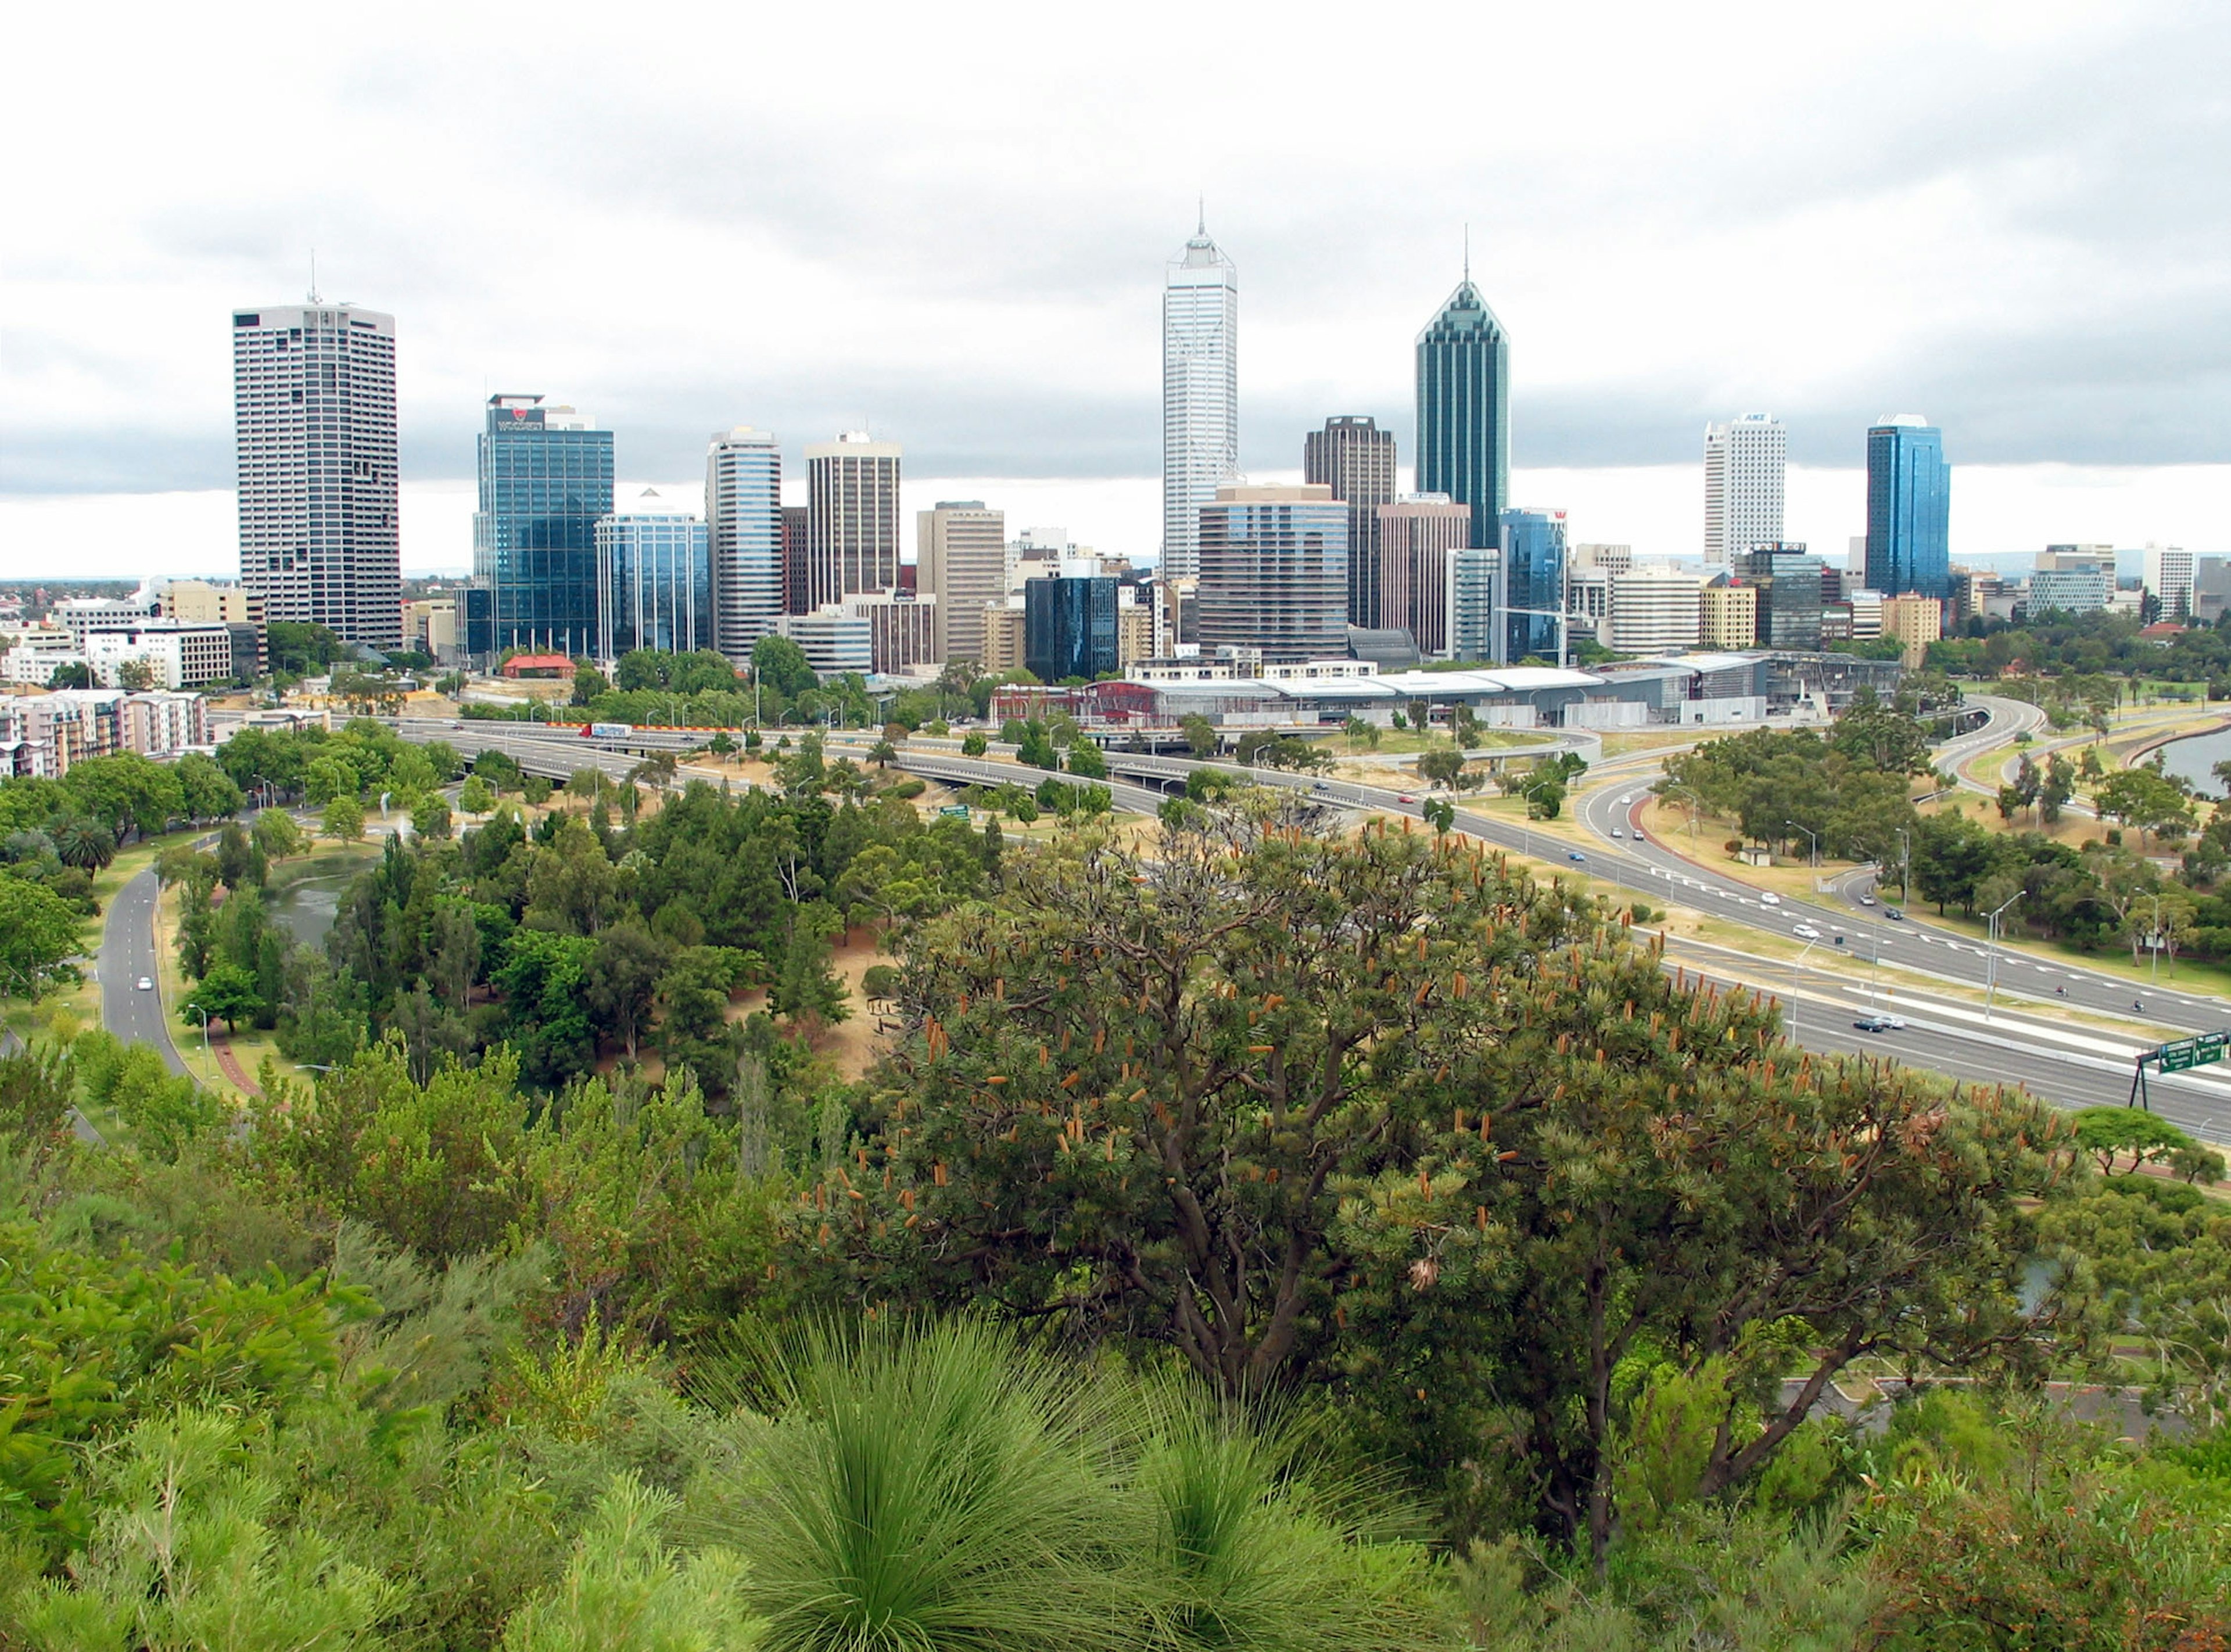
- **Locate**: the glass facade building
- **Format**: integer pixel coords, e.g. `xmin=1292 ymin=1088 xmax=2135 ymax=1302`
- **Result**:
xmin=1737 ymin=543 xmax=1826 ymax=651
xmin=1023 ymin=574 xmax=1121 ymax=683
xmin=1196 ymin=485 xmax=1349 ymax=663
xmin=705 ymin=426 xmax=783 ymax=662
xmin=1416 ymin=279 xmax=1509 ymax=551
xmin=1163 ymin=220 xmax=1239 ymax=583
xmin=595 ymin=501 xmax=712 ymax=663
xmin=1864 ymin=417 xmax=1950 ymax=600
xmin=1497 ymin=508 xmax=1568 ymax=664
xmin=474 ymin=394 xmax=615 ymax=657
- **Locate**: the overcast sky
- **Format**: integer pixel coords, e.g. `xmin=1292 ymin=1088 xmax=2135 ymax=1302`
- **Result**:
xmin=2 ymin=0 xmax=2225 ymax=576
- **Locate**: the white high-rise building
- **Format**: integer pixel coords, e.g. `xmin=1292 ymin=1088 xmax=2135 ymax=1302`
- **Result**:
xmin=1607 ymin=567 xmax=1703 ymax=655
xmin=232 ymin=301 xmax=400 ymax=649
xmin=2144 ymin=544 xmax=2195 ymax=619
xmin=705 ymin=427 xmax=784 ymax=662
xmin=802 ymin=432 xmax=902 ymax=612
xmin=1162 ymin=217 xmax=1238 ymax=583
xmin=1702 ymin=413 xmax=1786 ymax=570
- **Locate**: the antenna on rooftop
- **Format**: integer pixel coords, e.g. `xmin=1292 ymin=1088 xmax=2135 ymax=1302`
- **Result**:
xmin=308 ymin=249 xmax=321 ymax=305
xmin=1463 ymin=224 xmax=1470 ymax=282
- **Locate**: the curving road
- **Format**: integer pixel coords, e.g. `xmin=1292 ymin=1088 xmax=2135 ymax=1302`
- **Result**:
xmin=100 ymin=867 xmax=189 ymax=1076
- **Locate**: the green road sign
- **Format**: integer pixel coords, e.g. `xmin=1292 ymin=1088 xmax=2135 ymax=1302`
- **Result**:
xmin=2161 ymin=1042 xmax=2197 ymax=1072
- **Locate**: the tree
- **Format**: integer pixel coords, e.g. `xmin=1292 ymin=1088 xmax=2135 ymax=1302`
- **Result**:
xmin=306 ymin=755 xmax=361 ymax=806
xmin=321 ymin=795 xmax=365 ymax=843
xmin=2071 ymin=1105 xmax=2204 ymax=1176
xmin=458 ymin=775 xmax=497 ymax=815
xmin=798 ymin=810 xmax=2073 ymax=1563
xmin=1342 ymin=715 xmax=1380 ymax=751
xmin=752 ymin=633 xmax=819 ymax=700
xmin=587 ymin=921 xmax=669 ymax=1060
xmin=1179 ymin=713 xmax=1218 ymax=758
xmin=175 ymin=752 xmax=243 ymax=823
xmin=1418 ymin=748 xmax=1466 ymax=791
xmin=252 ymin=807 xmax=304 ymax=863
xmin=411 ymin=795 xmax=453 ymax=841
xmin=115 ymin=656 xmax=157 ymax=691
xmin=184 ymin=961 xmax=263 ymax=1033
xmin=0 ymin=878 xmax=83 ymax=999
xmin=961 ymin=731 xmax=989 ymax=757
xmin=572 ymin=662 xmax=609 ymax=706
xmin=49 ymin=814 xmax=116 ymax=871
xmin=1067 ymin=739 xmax=1108 ymax=780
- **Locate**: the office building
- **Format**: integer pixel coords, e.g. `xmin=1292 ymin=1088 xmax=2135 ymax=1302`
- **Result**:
xmin=1702 ymin=414 xmax=1786 ymax=568
xmin=1565 ymin=570 xmax=1610 ymax=641
xmin=981 ymin=599 xmax=1027 ymax=674
xmin=1864 ymin=416 xmax=1951 ymax=599
xmin=82 ymin=623 xmax=236 ymax=689
xmin=1117 ymin=594 xmax=1153 ymax=666
xmin=474 ymin=394 xmax=615 ymax=658
xmin=2144 ymin=544 xmax=2195 ymax=619
xmin=705 ymin=427 xmax=784 ymax=660
xmin=1699 ymin=579 xmax=1758 ymax=648
xmin=1163 ymin=217 xmax=1239 ymax=581
xmin=1025 ymin=569 xmax=1122 ymax=682
xmin=595 ymin=491 xmax=712 ymax=662
xmin=1737 ymin=543 xmax=1826 ymax=650
xmin=917 ymin=501 xmax=1006 ymax=667
xmin=781 ymin=505 xmax=811 ymax=616
xmin=802 ymin=433 xmax=901 ymax=612
xmin=51 ymin=594 xmax=158 ymax=645
xmin=1378 ymin=494 xmax=1472 ymax=658
xmin=1848 ymin=588 xmax=1885 ymax=640
xmin=1447 ymin=547 xmax=1501 ymax=664
xmin=841 ymin=590 xmax=939 ymax=675
xmin=2028 ymin=552 xmax=2114 ymax=616
xmin=1880 ymin=594 xmax=1943 ymax=668
xmin=1416 ymin=271 xmax=1510 ymax=548
xmin=1304 ymin=416 xmax=1398 ymax=627
xmin=232 ymin=301 xmax=400 ymax=650
xmin=774 ymin=608 xmax=874 ymax=677
xmin=1498 ymin=508 xmax=1568 ymax=664
xmin=1607 ymin=568 xmax=1703 ymax=656
xmin=1571 ymin=543 xmax=1633 ymax=576
xmin=1196 ymin=484 xmax=1348 ymax=664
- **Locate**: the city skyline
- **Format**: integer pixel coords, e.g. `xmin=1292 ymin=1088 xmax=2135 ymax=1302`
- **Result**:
xmin=5 ymin=1 xmax=2222 ymax=583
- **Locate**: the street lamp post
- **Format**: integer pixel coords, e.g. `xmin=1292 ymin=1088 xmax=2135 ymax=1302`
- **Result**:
xmin=186 ymin=1004 xmax=212 ymax=1078
xmin=1982 ymin=890 xmax=2023 ymax=1020
xmin=1894 ymin=827 xmax=1911 ymax=903
xmin=1789 ymin=823 xmax=1820 ymax=882
xmin=2147 ymin=893 xmax=2165 ymax=987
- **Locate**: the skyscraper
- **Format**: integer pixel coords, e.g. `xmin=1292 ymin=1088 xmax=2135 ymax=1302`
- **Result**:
xmin=1415 ymin=272 xmax=1509 ymax=550
xmin=1738 ymin=543 xmax=1826 ymax=650
xmin=705 ymin=427 xmax=783 ymax=662
xmin=802 ymin=433 xmax=902 ymax=612
xmin=1304 ymin=416 xmax=1397 ymax=627
xmin=1497 ymin=508 xmax=1568 ymax=665
xmin=1702 ymin=413 xmax=1786 ymax=568
xmin=916 ymin=501 xmax=1007 ymax=667
xmin=1377 ymin=495 xmax=1471 ymax=658
xmin=781 ymin=506 xmax=810 ymax=615
xmin=2144 ymin=544 xmax=2194 ymax=619
xmin=595 ymin=490 xmax=712 ymax=663
xmin=232 ymin=301 xmax=401 ymax=649
xmin=1162 ymin=217 xmax=1238 ymax=582
xmin=1024 ymin=572 xmax=1121 ymax=683
xmin=1196 ymin=484 xmax=1347 ymax=663
xmin=1865 ymin=416 xmax=1951 ymax=600
xmin=473 ymin=394 xmax=615 ymax=658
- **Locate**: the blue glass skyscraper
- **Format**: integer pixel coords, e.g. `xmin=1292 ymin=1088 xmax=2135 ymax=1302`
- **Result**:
xmin=1865 ymin=416 xmax=1950 ymax=600
xmin=1416 ymin=274 xmax=1510 ymax=550
xmin=1497 ymin=509 xmax=1567 ymax=665
xmin=474 ymin=394 xmax=615 ymax=656
xmin=595 ymin=495 xmax=712 ymax=662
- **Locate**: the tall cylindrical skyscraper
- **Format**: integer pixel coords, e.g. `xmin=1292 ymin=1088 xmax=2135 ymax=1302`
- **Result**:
xmin=1415 ymin=276 xmax=1509 ymax=551
xmin=1162 ymin=218 xmax=1238 ymax=583
xmin=705 ymin=426 xmax=784 ymax=662
xmin=233 ymin=302 xmax=400 ymax=650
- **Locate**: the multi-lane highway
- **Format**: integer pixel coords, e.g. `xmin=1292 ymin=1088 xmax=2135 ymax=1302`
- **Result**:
xmin=100 ymin=867 xmax=189 ymax=1076
xmin=379 ymin=713 xmax=2231 ymax=1139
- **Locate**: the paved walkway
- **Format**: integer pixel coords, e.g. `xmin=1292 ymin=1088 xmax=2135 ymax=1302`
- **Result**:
xmin=211 ymin=1036 xmax=263 ymax=1097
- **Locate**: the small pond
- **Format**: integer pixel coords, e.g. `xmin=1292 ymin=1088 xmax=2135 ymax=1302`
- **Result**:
xmin=266 ymin=853 xmax=374 ymax=951
xmin=2151 ymin=723 xmax=2231 ymax=799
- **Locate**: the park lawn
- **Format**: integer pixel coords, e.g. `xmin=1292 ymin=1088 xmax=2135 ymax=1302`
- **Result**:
xmin=1633 ymin=798 xmax=1855 ymax=900
xmin=1596 ymin=728 xmax=1716 ymax=760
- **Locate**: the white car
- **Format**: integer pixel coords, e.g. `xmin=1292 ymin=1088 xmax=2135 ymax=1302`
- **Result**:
xmin=1610 ymin=827 xmax=1626 ymax=838
xmin=135 ymin=976 xmax=153 ymax=991
xmin=1760 ymin=892 xmax=1782 ymax=906
xmin=1792 ymin=925 xmax=1823 ymax=940
xmin=1859 ymin=893 xmax=1878 ymax=906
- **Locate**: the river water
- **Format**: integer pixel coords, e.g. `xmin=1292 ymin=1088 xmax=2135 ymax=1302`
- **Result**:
xmin=2152 ymin=724 xmax=2231 ymax=799
xmin=266 ymin=860 xmax=363 ymax=950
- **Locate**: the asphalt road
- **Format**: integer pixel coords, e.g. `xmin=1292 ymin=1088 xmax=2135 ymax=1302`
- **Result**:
xmin=101 ymin=867 xmax=189 ymax=1076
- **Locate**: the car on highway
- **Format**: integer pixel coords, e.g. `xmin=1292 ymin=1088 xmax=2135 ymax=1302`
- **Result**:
xmin=1852 ymin=1014 xmax=1906 ymax=1033
xmin=135 ymin=976 xmax=153 ymax=991
xmin=1859 ymin=892 xmax=1877 ymax=906
xmin=1760 ymin=892 xmax=1781 ymax=906
xmin=1792 ymin=925 xmax=1823 ymax=940
xmin=1885 ymin=908 xmax=1906 ymax=921
xmin=1610 ymin=826 xmax=1625 ymax=838
xmin=1567 ymin=851 xmax=1587 ymax=863
xmin=1396 ymin=793 xmax=1416 ymax=805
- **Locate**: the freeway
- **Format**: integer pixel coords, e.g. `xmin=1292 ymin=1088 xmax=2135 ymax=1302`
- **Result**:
xmin=101 ymin=867 xmax=189 ymax=1076
xmin=382 ymin=717 xmax=2230 ymax=1133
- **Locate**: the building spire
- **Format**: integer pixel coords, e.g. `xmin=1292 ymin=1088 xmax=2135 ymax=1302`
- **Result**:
xmin=1462 ymin=224 xmax=1469 ymax=283
xmin=1197 ymin=195 xmax=1206 ymax=236
xmin=308 ymin=247 xmax=320 ymax=305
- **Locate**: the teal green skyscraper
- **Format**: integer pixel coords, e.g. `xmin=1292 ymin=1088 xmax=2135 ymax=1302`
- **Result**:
xmin=1415 ymin=271 xmax=1509 ymax=551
